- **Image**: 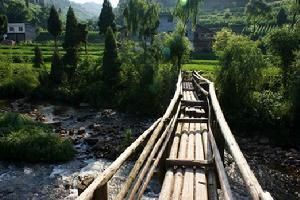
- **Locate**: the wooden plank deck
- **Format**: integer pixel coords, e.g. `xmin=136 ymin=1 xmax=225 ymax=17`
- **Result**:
xmin=159 ymin=80 xmax=214 ymax=200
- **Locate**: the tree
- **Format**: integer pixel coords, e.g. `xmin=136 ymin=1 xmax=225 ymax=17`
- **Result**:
xmin=174 ymin=0 xmax=204 ymax=29
xmin=290 ymin=0 xmax=300 ymax=28
xmin=98 ymin=0 xmax=116 ymax=35
xmin=166 ymin=22 xmax=191 ymax=70
xmin=292 ymin=51 xmax=300 ymax=127
xmin=245 ymin=0 xmax=271 ymax=33
xmin=77 ymin=23 xmax=88 ymax=54
xmin=123 ymin=0 xmax=160 ymax=40
xmin=33 ymin=46 xmax=44 ymax=68
xmin=50 ymin=50 xmax=64 ymax=84
xmin=277 ymin=8 xmax=288 ymax=26
xmin=0 ymin=15 xmax=7 ymax=41
xmin=47 ymin=6 xmax=62 ymax=50
xmin=102 ymin=27 xmax=120 ymax=88
xmin=213 ymin=29 xmax=266 ymax=111
xmin=5 ymin=1 xmax=30 ymax=23
xmin=63 ymin=6 xmax=79 ymax=78
xmin=266 ymin=27 xmax=300 ymax=88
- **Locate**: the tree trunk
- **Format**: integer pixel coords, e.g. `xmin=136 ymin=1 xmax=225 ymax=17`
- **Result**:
xmin=291 ymin=12 xmax=297 ymax=28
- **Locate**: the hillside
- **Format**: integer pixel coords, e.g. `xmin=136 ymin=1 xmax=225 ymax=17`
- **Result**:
xmin=38 ymin=0 xmax=102 ymax=20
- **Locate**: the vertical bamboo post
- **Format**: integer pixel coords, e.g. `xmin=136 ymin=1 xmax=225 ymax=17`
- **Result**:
xmin=93 ymin=183 xmax=108 ymax=200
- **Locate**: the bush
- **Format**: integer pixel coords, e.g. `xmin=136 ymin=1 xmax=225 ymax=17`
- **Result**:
xmin=0 ymin=113 xmax=74 ymax=162
xmin=0 ymin=63 xmax=40 ymax=98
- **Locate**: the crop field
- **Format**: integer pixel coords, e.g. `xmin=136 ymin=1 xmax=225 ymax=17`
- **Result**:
xmin=0 ymin=43 xmax=105 ymax=68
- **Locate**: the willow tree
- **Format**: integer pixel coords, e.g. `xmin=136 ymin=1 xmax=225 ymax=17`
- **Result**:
xmin=123 ymin=0 xmax=159 ymax=41
xmin=173 ymin=0 xmax=203 ymax=31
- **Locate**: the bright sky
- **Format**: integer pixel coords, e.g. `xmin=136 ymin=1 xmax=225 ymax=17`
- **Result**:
xmin=70 ymin=0 xmax=119 ymax=7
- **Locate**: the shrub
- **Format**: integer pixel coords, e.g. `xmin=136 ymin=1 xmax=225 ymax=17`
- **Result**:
xmin=0 ymin=113 xmax=74 ymax=162
xmin=0 ymin=63 xmax=39 ymax=98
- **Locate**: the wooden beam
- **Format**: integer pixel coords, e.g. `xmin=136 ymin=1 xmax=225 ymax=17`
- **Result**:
xmin=181 ymin=99 xmax=205 ymax=107
xmin=194 ymin=71 xmax=273 ymax=200
xmin=115 ymin=73 xmax=183 ymax=200
xmin=165 ymin=158 xmax=214 ymax=168
xmin=177 ymin=117 xmax=208 ymax=123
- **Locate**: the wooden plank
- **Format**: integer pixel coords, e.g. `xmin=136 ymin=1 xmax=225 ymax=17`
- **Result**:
xmin=194 ymin=124 xmax=208 ymax=200
xmin=177 ymin=118 xmax=208 ymax=123
xmin=115 ymin=73 xmax=183 ymax=200
xmin=76 ymin=118 xmax=161 ymax=200
xmin=165 ymin=158 xmax=213 ymax=167
xmin=181 ymin=99 xmax=205 ymax=107
xmin=159 ymin=120 xmax=183 ymax=200
xmin=194 ymin=71 xmax=273 ymax=200
xmin=137 ymin=102 xmax=182 ymax=199
xmin=182 ymin=123 xmax=195 ymax=200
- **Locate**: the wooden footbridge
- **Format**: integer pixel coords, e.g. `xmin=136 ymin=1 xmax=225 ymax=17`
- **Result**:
xmin=77 ymin=71 xmax=273 ymax=200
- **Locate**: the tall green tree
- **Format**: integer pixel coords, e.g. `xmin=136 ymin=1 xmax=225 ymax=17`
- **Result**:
xmin=266 ymin=27 xmax=300 ymax=88
xmin=102 ymin=27 xmax=120 ymax=88
xmin=63 ymin=6 xmax=79 ymax=78
xmin=290 ymin=0 xmax=300 ymax=27
xmin=50 ymin=50 xmax=64 ymax=84
xmin=277 ymin=8 xmax=288 ymax=26
xmin=245 ymin=0 xmax=271 ymax=33
xmin=123 ymin=0 xmax=159 ymax=40
xmin=47 ymin=6 xmax=63 ymax=50
xmin=33 ymin=46 xmax=44 ymax=68
xmin=6 ymin=1 xmax=30 ymax=23
xmin=0 ymin=15 xmax=7 ymax=41
xmin=77 ymin=23 xmax=88 ymax=54
xmin=98 ymin=0 xmax=116 ymax=34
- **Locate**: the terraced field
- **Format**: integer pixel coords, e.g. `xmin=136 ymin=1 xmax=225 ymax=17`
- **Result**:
xmin=0 ymin=43 xmax=105 ymax=69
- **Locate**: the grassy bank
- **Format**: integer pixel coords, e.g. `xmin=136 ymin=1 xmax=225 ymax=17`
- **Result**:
xmin=0 ymin=112 xmax=74 ymax=162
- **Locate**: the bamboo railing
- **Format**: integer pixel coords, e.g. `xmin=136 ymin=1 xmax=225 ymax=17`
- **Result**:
xmin=192 ymin=71 xmax=273 ymax=200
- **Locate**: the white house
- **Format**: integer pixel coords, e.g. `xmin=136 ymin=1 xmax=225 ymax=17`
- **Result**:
xmin=7 ymin=23 xmax=37 ymax=42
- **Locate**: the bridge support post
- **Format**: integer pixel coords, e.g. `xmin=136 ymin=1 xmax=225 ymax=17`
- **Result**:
xmin=93 ymin=183 xmax=108 ymax=200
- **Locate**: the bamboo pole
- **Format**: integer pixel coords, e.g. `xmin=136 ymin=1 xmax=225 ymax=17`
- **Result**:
xmin=115 ymin=73 xmax=182 ymax=200
xmin=136 ymin=102 xmax=182 ymax=199
xmin=193 ymin=71 xmax=273 ymax=200
xmin=76 ymin=118 xmax=161 ymax=200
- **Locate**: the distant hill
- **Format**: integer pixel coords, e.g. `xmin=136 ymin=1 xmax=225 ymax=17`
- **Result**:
xmin=155 ymin=0 xmax=248 ymax=10
xmin=33 ymin=0 xmax=102 ymax=21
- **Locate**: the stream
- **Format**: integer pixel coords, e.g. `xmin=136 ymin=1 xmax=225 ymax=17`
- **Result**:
xmin=0 ymin=99 xmax=299 ymax=200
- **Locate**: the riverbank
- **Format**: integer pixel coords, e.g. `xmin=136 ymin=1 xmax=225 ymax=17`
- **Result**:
xmin=0 ymin=99 xmax=299 ymax=199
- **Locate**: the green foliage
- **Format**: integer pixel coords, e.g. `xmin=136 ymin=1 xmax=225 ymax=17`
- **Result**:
xmin=213 ymin=29 xmax=266 ymax=111
xmin=5 ymin=0 xmax=30 ymax=23
xmin=276 ymin=8 xmax=288 ymax=26
xmin=102 ymin=27 xmax=120 ymax=90
xmin=123 ymin=0 xmax=160 ymax=40
xmin=174 ymin=0 xmax=203 ymax=28
xmin=33 ymin=46 xmax=44 ymax=68
xmin=47 ymin=5 xmax=62 ymax=49
xmin=0 ymin=62 xmax=39 ymax=98
xmin=165 ymin=23 xmax=192 ymax=69
xmin=98 ymin=0 xmax=116 ymax=34
xmin=291 ymin=50 xmax=300 ymax=127
xmin=63 ymin=6 xmax=80 ymax=78
xmin=265 ymin=27 xmax=300 ymax=88
xmin=50 ymin=50 xmax=64 ymax=84
xmin=0 ymin=112 xmax=74 ymax=162
xmin=0 ymin=14 xmax=7 ymax=41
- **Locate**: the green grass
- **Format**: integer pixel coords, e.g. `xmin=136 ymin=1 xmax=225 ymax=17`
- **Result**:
xmin=0 ymin=112 xmax=74 ymax=162
xmin=182 ymin=59 xmax=219 ymax=81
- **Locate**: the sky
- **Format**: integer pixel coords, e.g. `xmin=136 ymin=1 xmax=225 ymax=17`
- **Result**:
xmin=70 ymin=0 xmax=120 ymax=7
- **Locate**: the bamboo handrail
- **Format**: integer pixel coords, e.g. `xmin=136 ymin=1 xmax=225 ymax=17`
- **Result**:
xmin=76 ymin=118 xmax=161 ymax=200
xmin=193 ymin=71 xmax=273 ymax=200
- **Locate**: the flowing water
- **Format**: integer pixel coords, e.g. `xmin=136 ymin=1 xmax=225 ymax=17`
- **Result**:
xmin=0 ymin=100 xmax=299 ymax=199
